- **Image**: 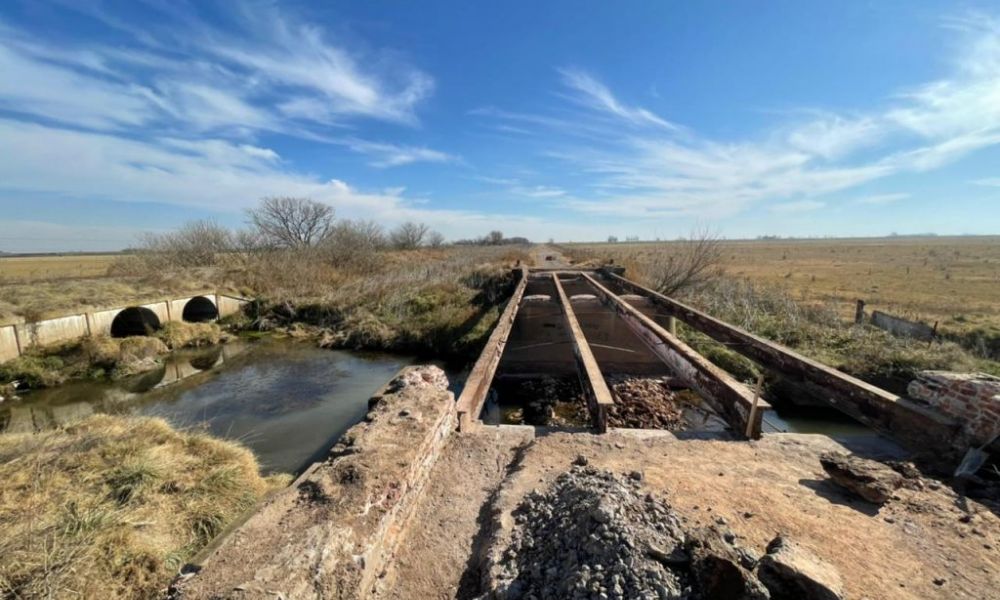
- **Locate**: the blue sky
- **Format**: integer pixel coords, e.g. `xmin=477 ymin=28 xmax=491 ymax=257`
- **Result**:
xmin=1 ymin=1 xmax=999 ymax=251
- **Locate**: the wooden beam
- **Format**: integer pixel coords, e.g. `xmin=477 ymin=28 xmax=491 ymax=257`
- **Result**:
xmin=604 ymin=271 xmax=958 ymax=448
xmin=551 ymin=273 xmax=614 ymax=433
xmin=581 ymin=273 xmax=765 ymax=438
xmin=455 ymin=268 xmax=528 ymax=431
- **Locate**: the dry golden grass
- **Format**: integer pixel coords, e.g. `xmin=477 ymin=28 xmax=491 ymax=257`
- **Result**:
xmin=0 ymin=414 xmax=288 ymax=599
xmin=0 ymin=254 xmax=120 ymax=281
xmin=571 ymin=236 xmax=1000 ymax=337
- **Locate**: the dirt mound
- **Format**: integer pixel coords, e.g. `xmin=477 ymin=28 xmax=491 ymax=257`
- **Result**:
xmin=490 ymin=466 xmax=692 ymax=599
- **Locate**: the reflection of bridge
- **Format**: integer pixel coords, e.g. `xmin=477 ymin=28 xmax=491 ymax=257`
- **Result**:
xmin=0 ymin=292 xmax=250 ymax=362
xmin=0 ymin=343 xmax=247 ymax=434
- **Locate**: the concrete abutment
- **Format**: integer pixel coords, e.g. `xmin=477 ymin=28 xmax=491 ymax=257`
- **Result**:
xmin=0 ymin=292 xmax=250 ymax=362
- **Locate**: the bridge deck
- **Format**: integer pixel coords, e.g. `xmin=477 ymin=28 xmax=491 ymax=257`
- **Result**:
xmin=457 ymin=266 xmax=767 ymax=438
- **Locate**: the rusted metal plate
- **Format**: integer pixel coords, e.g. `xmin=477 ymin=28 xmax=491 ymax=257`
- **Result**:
xmin=582 ymin=273 xmax=765 ymax=438
xmin=456 ymin=268 xmax=528 ymax=430
xmin=604 ymin=271 xmax=959 ymax=448
xmin=551 ymin=273 xmax=615 ymax=433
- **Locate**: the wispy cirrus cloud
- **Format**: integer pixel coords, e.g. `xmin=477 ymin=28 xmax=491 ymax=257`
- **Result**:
xmin=0 ymin=118 xmax=498 ymax=239
xmin=558 ymin=68 xmax=678 ymax=130
xmin=0 ymin=4 xmax=451 ymax=166
xmin=512 ymin=185 xmax=567 ymax=198
xmin=769 ymin=200 xmax=826 ymax=214
xmin=343 ymin=139 xmax=458 ymax=168
xmin=855 ymin=193 xmax=909 ymax=205
xmin=474 ymin=14 xmax=1000 ymax=222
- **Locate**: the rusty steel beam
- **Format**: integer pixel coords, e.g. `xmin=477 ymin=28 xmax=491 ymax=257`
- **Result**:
xmin=456 ymin=268 xmax=528 ymax=431
xmin=604 ymin=271 xmax=959 ymax=448
xmin=581 ymin=273 xmax=766 ymax=438
xmin=551 ymin=273 xmax=615 ymax=433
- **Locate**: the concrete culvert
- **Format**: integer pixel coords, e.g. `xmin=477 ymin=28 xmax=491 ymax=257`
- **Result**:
xmin=182 ymin=296 xmax=219 ymax=323
xmin=110 ymin=307 xmax=161 ymax=338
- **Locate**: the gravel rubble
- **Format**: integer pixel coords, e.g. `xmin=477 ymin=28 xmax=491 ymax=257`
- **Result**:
xmin=491 ymin=466 xmax=694 ymax=599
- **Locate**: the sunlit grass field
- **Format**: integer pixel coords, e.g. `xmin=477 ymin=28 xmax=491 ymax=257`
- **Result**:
xmin=0 ymin=254 xmax=120 ymax=281
xmin=570 ymin=236 xmax=1000 ymax=337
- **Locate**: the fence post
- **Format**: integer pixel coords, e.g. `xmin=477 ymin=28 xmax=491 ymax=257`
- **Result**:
xmin=854 ymin=300 xmax=866 ymax=325
xmin=667 ymin=316 xmax=678 ymax=336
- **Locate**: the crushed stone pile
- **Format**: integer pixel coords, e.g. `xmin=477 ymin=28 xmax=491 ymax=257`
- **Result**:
xmin=495 ymin=466 xmax=691 ymax=599
xmin=607 ymin=376 xmax=685 ymax=430
xmin=486 ymin=465 xmax=845 ymax=600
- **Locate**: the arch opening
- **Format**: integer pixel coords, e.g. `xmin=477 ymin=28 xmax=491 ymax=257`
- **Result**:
xmin=182 ymin=296 xmax=219 ymax=323
xmin=110 ymin=307 xmax=161 ymax=338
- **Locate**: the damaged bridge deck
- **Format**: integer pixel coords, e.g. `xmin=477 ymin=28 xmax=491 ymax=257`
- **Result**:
xmin=457 ymin=265 xmax=959 ymax=452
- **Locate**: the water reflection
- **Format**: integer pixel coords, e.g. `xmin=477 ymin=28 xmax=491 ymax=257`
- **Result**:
xmin=1 ymin=340 xmax=410 ymax=474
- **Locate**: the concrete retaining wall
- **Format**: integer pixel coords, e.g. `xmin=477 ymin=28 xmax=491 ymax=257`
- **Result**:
xmin=89 ymin=307 xmax=124 ymax=335
xmin=0 ymin=326 xmax=21 ymax=363
xmin=16 ymin=315 xmax=90 ymax=348
xmin=871 ymin=310 xmax=937 ymax=341
xmin=216 ymin=294 xmax=247 ymax=318
xmin=908 ymin=371 xmax=1000 ymax=448
xmin=178 ymin=365 xmax=456 ymax=600
xmin=0 ymin=292 xmax=248 ymax=364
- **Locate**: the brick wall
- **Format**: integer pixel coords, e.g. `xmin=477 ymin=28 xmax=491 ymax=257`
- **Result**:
xmin=908 ymin=371 xmax=1000 ymax=447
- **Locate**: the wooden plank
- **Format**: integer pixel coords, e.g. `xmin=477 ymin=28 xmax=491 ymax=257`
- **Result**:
xmin=605 ymin=271 xmax=958 ymax=448
xmin=581 ymin=273 xmax=765 ymax=438
xmin=455 ymin=268 xmax=528 ymax=430
xmin=551 ymin=273 xmax=615 ymax=433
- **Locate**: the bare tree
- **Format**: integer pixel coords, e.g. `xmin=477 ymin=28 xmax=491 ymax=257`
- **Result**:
xmin=137 ymin=220 xmax=232 ymax=267
xmin=648 ymin=227 xmax=723 ymax=296
xmin=427 ymin=231 xmax=446 ymax=248
xmin=486 ymin=230 xmax=504 ymax=245
xmin=320 ymin=219 xmax=386 ymax=270
xmin=389 ymin=221 xmax=430 ymax=249
xmin=607 ymin=235 xmax=619 ymax=243
xmin=247 ymin=197 xmax=335 ymax=248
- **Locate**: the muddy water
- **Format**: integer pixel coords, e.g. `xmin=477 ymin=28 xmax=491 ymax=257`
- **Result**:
xmin=0 ymin=340 xmax=410 ymax=474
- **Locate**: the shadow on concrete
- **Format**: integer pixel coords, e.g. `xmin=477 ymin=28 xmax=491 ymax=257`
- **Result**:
xmin=798 ymin=477 xmax=881 ymax=517
xmin=455 ymin=439 xmax=534 ymax=599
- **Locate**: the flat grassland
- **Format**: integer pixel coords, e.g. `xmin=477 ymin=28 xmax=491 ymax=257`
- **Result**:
xmin=571 ymin=236 xmax=1000 ymax=338
xmin=0 ymin=254 xmax=120 ymax=281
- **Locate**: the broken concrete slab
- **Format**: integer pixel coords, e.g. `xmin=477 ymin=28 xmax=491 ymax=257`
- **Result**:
xmin=757 ymin=536 xmax=845 ymax=600
xmin=686 ymin=526 xmax=771 ymax=600
xmin=819 ymin=451 xmax=903 ymax=504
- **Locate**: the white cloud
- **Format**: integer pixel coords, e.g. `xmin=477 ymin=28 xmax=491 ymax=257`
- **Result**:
xmin=0 ymin=4 xmax=446 ymax=160
xmin=512 ymin=186 xmax=567 ymax=198
xmin=344 ymin=140 xmax=458 ymax=168
xmin=0 ymin=44 xmax=156 ymax=129
xmin=0 ymin=119 xmax=496 ymax=242
xmin=784 ymin=114 xmax=882 ymax=159
xmin=559 ymin=68 xmax=678 ymax=130
xmin=769 ymin=200 xmax=826 ymax=214
xmin=855 ymin=193 xmax=909 ymax=205
xmin=473 ymin=17 xmax=1000 ymax=223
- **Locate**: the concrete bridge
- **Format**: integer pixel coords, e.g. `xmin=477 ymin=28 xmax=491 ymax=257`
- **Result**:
xmin=0 ymin=292 xmax=250 ymax=363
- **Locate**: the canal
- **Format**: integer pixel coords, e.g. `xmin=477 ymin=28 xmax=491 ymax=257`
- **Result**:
xmin=0 ymin=339 xmax=411 ymax=474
